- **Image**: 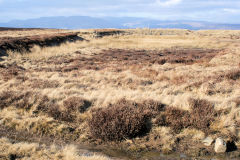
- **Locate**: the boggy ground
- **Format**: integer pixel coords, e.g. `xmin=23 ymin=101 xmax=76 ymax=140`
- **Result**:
xmin=0 ymin=28 xmax=240 ymax=159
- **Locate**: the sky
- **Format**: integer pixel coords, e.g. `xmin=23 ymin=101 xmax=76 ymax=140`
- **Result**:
xmin=0 ymin=0 xmax=240 ymax=23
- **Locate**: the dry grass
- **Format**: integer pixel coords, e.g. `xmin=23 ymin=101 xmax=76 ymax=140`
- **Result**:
xmin=1 ymin=28 xmax=240 ymax=158
xmin=0 ymin=137 xmax=110 ymax=160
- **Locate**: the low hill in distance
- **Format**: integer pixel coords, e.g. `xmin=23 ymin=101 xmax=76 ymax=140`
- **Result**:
xmin=1 ymin=16 xmax=240 ymax=30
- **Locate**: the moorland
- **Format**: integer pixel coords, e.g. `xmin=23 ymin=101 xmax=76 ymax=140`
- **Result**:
xmin=0 ymin=28 xmax=240 ymax=160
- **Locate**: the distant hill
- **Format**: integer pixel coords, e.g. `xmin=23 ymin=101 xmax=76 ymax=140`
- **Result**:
xmin=1 ymin=16 xmax=240 ymax=30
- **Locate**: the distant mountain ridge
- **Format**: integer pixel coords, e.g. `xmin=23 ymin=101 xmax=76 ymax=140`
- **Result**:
xmin=1 ymin=16 xmax=240 ymax=30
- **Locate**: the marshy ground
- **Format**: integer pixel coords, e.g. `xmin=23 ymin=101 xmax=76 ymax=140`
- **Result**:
xmin=0 ymin=28 xmax=240 ymax=160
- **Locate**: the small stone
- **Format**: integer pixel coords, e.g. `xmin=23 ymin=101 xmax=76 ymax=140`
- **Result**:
xmin=214 ymin=138 xmax=227 ymax=153
xmin=202 ymin=136 xmax=214 ymax=146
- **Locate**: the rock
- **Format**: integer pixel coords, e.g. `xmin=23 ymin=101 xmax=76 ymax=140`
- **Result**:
xmin=214 ymin=138 xmax=227 ymax=153
xmin=202 ymin=136 xmax=214 ymax=146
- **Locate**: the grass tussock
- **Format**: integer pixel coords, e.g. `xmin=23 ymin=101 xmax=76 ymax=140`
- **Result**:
xmin=88 ymin=99 xmax=164 ymax=141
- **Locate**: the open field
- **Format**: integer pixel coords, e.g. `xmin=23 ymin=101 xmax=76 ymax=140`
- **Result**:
xmin=0 ymin=28 xmax=240 ymax=159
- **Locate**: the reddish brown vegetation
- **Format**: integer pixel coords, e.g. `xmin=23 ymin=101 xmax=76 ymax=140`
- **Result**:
xmin=189 ymin=98 xmax=216 ymax=133
xmin=36 ymin=96 xmax=92 ymax=122
xmin=217 ymin=69 xmax=240 ymax=82
xmin=224 ymin=70 xmax=240 ymax=80
xmin=156 ymin=98 xmax=216 ymax=133
xmin=0 ymin=91 xmax=35 ymax=110
xmin=99 ymin=48 xmax=218 ymax=65
xmin=88 ymin=99 xmax=164 ymax=141
xmin=47 ymin=48 xmax=219 ymax=72
xmin=29 ymin=79 xmax=60 ymax=89
xmin=47 ymin=105 xmax=75 ymax=122
xmin=0 ymin=63 xmax=25 ymax=81
xmin=157 ymin=107 xmax=191 ymax=132
xmin=63 ymin=96 xmax=92 ymax=113
xmin=0 ymin=90 xmax=81 ymax=122
xmin=234 ymin=98 xmax=240 ymax=107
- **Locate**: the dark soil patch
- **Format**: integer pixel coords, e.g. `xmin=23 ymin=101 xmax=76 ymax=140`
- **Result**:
xmin=0 ymin=32 xmax=83 ymax=53
xmin=93 ymin=29 xmax=125 ymax=38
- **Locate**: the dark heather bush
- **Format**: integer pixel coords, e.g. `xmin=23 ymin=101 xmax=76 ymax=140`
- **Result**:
xmin=13 ymin=91 xmax=34 ymax=110
xmin=63 ymin=97 xmax=92 ymax=113
xmin=189 ymin=98 xmax=216 ymax=133
xmin=0 ymin=90 xmax=75 ymax=122
xmin=0 ymin=91 xmax=16 ymax=109
xmin=225 ymin=70 xmax=240 ymax=80
xmin=36 ymin=95 xmax=56 ymax=113
xmin=88 ymin=99 xmax=160 ymax=141
xmin=47 ymin=105 xmax=74 ymax=122
xmin=0 ymin=91 xmax=34 ymax=110
xmin=0 ymin=64 xmax=25 ymax=81
xmin=156 ymin=98 xmax=216 ymax=133
xmin=156 ymin=107 xmax=191 ymax=132
xmin=234 ymin=98 xmax=240 ymax=107
xmin=35 ymin=96 xmax=75 ymax=122
xmin=217 ymin=69 xmax=240 ymax=82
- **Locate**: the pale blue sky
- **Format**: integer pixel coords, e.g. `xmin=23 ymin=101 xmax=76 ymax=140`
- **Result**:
xmin=0 ymin=0 xmax=240 ymax=23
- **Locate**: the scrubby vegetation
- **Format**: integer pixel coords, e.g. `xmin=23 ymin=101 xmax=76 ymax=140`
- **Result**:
xmin=88 ymin=99 xmax=163 ymax=141
xmin=156 ymin=98 xmax=216 ymax=133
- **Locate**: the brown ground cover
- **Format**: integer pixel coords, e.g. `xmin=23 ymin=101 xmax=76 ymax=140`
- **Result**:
xmin=43 ymin=48 xmax=220 ymax=73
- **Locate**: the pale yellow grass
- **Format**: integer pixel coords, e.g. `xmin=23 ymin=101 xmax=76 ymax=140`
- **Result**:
xmin=0 ymin=137 xmax=110 ymax=160
xmin=8 ymin=29 xmax=238 ymax=60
